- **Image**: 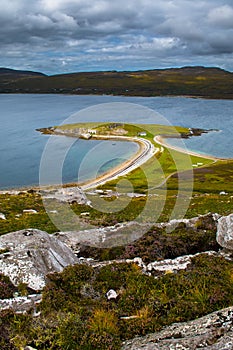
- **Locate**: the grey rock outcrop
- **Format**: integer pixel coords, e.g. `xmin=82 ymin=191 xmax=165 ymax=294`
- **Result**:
xmin=122 ymin=306 xmax=233 ymax=349
xmin=40 ymin=186 xmax=91 ymax=205
xmin=0 ymin=229 xmax=78 ymax=290
xmin=144 ymin=251 xmax=217 ymax=276
xmin=55 ymin=222 xmax=151 ymax=249
xmin=0 ymin=294 xmax=42 ymax=314
xmin=217 ymin=214 xmax=233 ymax=250
xmin=54 ymin=212 xmax=219 ymax=251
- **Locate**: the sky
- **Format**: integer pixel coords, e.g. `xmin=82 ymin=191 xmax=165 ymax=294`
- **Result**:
xmin=1 ymin=0 xmax=233 ymax=75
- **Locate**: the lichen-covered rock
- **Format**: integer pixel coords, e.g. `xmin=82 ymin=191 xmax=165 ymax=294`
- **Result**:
xmin=55 ymin=222 xmax=151 ymax=249
xmin=0 ymin=229 xmax=78 ymax=290
xmin=0 ymin=294 xmax=41 ymax=314
xmin=217 ymin=214 xmax=233 ymax=250
xmin=40 ymin=186 xmax=91 ymax=205
xmin=122 ymin=306 xmax=233 ymax=349
xmin=145 ymin=251 xmax=217 ymax=276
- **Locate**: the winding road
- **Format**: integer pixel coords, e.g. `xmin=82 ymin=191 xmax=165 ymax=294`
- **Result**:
xmin=80 ymin=136 xmax=158 ymax=190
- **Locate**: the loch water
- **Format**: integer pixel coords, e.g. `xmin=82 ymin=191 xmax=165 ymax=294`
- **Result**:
xmin=0 ymin=94 xmax=232 ymax=189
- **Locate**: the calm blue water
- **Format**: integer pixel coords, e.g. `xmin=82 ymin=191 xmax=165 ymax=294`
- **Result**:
xmin=0 ymin=94 xmax=232 ymax=189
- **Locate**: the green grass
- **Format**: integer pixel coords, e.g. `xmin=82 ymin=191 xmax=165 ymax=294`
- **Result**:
xmin=53 ymin=122 xmax=213 ymax=192
xmin=1 ymin=120 xmax=233 ymax=235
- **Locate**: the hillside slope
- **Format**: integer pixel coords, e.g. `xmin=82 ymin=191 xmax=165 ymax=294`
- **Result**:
xmin=0 ymin=66 xmax=233 ymax=99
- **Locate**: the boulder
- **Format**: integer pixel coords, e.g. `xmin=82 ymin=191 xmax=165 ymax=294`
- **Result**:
xmin=0 ymin=229 xmax=79 ymax=290
xmin=216 ymin=214 xmax=233 ymax=250
xmin=122 ymin=306 xmax=233 ymax=349
xmin=0 ymin=294 xmax=42 ymax=314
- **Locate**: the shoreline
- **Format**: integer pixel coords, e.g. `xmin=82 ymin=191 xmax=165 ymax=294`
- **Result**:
xmin=0 ymin=135 xmax=157 ymax=193
xmin=154 ymin=135 xmax=230 ymax=161
xmin=1 ymin=92 xmax=233 ymax=101
xmin=80 ymin=135 xmax=157 ymax=190
xmin=1 ymin=132 xmax=232 ymax=194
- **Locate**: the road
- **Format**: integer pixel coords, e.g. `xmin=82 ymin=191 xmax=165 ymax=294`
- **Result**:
xmin=80 ymin=136 xmax=158 ymax=190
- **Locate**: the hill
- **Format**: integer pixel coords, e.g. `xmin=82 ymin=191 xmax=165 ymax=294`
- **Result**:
xmin=0 ymin=68 xmax=46 ymax=77
xmin=0 ymin=66 xmax=233 ymax=99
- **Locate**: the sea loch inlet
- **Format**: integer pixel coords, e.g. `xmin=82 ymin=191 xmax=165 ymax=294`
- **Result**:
xmin=0 ymin=94 xmax=232 ymax=189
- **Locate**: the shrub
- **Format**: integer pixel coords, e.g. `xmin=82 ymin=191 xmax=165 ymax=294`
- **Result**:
xmin=82 ymin=309 xmax=121 ymax=350
xmin=55 ymin=313 xmax=86 ymax=349
xmin=119 ymin=306 xmax=157 ymax=339
xmin=41 ymin=264 xmax=94 ymax=313
xmin=94 ymin=262 xmax=140 ymax=293
xmin=0 ymin=274 xmax=16 ymax=299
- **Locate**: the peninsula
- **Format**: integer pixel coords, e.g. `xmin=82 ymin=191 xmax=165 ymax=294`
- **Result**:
xmin=37 ymin=122 xmax=218 ymax=190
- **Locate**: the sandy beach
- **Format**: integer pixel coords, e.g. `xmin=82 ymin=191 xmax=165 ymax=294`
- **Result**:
xmin=153 ymin=135 xmax=226 ymax=161
xmin=80 ymin=135 xmax=158 ymax=190
xmin=80 ymin=132 xmax=224 ymax=190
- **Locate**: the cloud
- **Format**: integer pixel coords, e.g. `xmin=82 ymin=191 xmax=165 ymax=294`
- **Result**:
xmin=207 ymin=5 xmax=233 ymax=28
xmin=0 ymin=0 xmax=233 ymax=74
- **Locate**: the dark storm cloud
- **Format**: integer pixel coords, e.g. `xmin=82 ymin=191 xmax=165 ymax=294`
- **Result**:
xmin=1 ymin=0 xmax=233 ymax=74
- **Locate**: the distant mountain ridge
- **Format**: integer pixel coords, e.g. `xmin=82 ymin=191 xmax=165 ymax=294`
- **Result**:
xmin=0 ymin=66 xmax=232 ymax=99
xmin=0 ymin=67 xmax=46 ymax=77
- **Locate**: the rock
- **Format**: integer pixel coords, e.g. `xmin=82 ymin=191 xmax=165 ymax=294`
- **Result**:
xmin=40 ymin=186 xmax=91 ymax=205
xmin=80 ymin=212 xmax=90 ymax=216
xmin=0 ymin=294 xmax=42 ymax=314
xmin=126 ymin=257 xmax=146 ymax=269
xmin=106 ymin=289 xmax=118 ymax=300
xmin=147 ymin=255 xmax=193 ymax=274
xmin=23 ymin=209 xmax=38 ymax=214
xmin=217 ymin=214 xmax=233 ymax=250
xmin=159 ymin=213 xmax=219 ymax=231
xmin=122 ymin=306 xmax=233 ymax=350
xmin=0 ymin=213 xmax=6 ymax=220
xmin=55 ymin=222 xmax=151 ymax=249
xmin=146 ymin=252 xmax=216 ymax=275
xmin=0 ymin=229 xmax=79 ymax=290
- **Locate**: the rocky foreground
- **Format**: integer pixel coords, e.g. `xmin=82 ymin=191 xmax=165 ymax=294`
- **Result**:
xmin=0 ymin=213 xmax=233 ymax=349
xmin=122 ymin=306 xmax=233 ymax=349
